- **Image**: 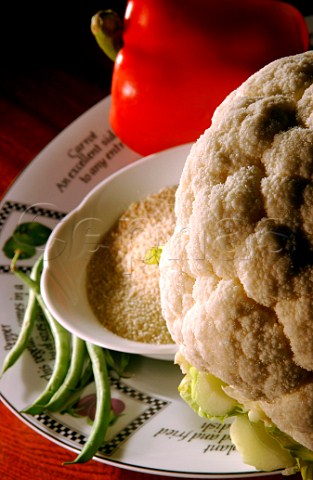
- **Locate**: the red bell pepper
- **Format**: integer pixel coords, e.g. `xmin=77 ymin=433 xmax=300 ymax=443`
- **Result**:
xmin=92 ymin=0 xmax=309 ymax=156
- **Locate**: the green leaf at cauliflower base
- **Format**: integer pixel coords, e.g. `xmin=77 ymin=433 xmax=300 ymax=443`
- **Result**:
xmin=178 ymin=366 xmax=239 ymax=420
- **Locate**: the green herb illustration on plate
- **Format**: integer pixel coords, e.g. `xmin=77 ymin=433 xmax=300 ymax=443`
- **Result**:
xmin=2 ymin=221 xmax=52 ymax=260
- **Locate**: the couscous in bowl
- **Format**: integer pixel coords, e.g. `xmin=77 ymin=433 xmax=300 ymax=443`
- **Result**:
xmin=41 ymin=143 xmax=191 ymax=360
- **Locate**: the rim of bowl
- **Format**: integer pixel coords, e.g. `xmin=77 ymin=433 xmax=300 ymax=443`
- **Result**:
xmin=41 ymin=144 xmax=192 ymax=358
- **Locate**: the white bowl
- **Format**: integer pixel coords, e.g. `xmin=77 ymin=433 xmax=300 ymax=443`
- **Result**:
xmin=41 ymin=143 xmax=191 ymax=361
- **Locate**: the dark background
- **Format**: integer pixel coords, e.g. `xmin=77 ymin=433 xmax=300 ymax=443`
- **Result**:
xmin=0 ymin=1 xmax=311 ymax=92
xmin=0 ymin=1 xmax=127 ymax=94
xmin=0 ymin=0 xmax=128 ymax=178
xmin=0 ymin=0 xmax=126 ymax=103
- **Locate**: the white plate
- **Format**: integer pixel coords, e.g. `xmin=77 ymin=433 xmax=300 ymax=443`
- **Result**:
xmin=0 ymin=97 xmax=273 ymax=477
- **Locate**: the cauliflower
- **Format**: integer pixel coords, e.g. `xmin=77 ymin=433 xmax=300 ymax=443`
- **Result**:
xmin=159 ymin=51 xmax=313 ymax=457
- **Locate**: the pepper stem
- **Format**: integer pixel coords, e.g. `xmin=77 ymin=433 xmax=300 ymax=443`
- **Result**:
xmin=91 ymin=10 xmax=124 ymax=62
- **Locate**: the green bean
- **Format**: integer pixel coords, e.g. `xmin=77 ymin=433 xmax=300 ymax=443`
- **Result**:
xmin=64 ymin=342 xmax=111 ymax=465
xmin=22 ymin=300 xmax=72 ymax=415
xmin=11 ymin=262 xmax=72 ymax=414
xmin=103 ymin=349 xmax=130 ymax=377
xmin=45 ymin=335 xmax=87 ymax=412
xmin=75 ymin=357 xmax=94 ymax=390
xmin=0 ymin=255 xmax=43 ymax=378
xmin=55 ymin=358 xmax=94 ymax=415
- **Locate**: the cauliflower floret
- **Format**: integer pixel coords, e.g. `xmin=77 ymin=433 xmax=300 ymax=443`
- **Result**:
xmin=159 ymin=51 xmax=313 ymax=450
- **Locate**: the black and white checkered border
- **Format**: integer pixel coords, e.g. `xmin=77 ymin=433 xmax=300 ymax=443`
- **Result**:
xmin=0 ymin=265 xmax=32 ymax=274
xmin=0 ymin=200 xmax=66 ymax=273
xmin=34 ymin=414 xmax=87 ymax=445
xmin=99 ymin=400 xmax=169 ymax=456
xmin=0 ymin=200 xmax=66 ymax=233
xmin=34 ymin=377 xmax=170 ymax=457
xmin=100 ymin=376 xmax=169 ymax=455
xmin=110 ymin=375 xmax=166 ymax=405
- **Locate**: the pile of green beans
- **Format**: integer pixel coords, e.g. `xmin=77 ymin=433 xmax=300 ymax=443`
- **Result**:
xmin=0 ymin=254 xmax=129 ymax=465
